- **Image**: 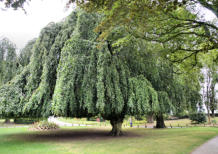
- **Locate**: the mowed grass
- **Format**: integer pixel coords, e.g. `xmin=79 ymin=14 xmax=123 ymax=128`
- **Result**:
xmin=0 ymin=126 xmax=218 ymax=154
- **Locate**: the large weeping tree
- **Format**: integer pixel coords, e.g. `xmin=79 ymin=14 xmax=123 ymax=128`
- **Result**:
xmin=0 ymin=10 xmax=160 ymax=136
xmin=52 ymin=11 xmax=160 ymax=136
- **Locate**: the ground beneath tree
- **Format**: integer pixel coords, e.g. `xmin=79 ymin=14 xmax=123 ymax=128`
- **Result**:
xmin=191 ymin=136 xmax=218 ymax=154
xmin=5 ymin=128 xmax=140 ymax=142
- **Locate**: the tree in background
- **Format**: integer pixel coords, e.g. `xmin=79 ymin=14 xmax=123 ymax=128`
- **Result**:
xmin=18 ymin=38 xmax=36 ymax=68
xmin=0 ymin=37 xmax=17 ymax=85
xmin=200 ymin=49 xmax=218 ymax=122
xmin=0 ymin=37 xmax=17 ymax=123
xmin=0 ymin=11 xmax=78 ymax=120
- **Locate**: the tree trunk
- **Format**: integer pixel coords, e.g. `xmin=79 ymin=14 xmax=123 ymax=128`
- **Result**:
xmin=206 ymin=104 xmax=211 ymax=124
xmin=109 ymin=119 xmax=123 ymax=136
xmin=4 ymin=119 xmax=10 ymax=123
xmin=205 ymin=71 xmax=211 ymax=124
xmin=156 ymin=114 xmax=166 ymax=128
xmin=211 ymin=109 xmax=215 ymax=118
xmin=147 ymin=113 xmax=154 ymax=123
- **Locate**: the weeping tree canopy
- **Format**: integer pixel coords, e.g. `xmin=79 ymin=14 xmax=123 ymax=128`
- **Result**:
xmin=0 ymin=37 xmax=17 ymax=85
xmin=0 ymin=10 xmax=164 ymax=136
xmin=18 ymin=38 xmax=37 ymax=68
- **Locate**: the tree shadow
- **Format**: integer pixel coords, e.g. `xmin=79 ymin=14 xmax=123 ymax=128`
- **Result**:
xmin=4 ymin=128 xmax=141 ymax=142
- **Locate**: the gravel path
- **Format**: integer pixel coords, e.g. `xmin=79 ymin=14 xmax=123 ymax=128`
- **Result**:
xmin=191 ymin=136 xmax=218 ymax=154
xmin=48 ymin=117 xmax=92 ymax=127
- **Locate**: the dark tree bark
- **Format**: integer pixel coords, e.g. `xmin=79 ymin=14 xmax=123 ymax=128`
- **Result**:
xmin=156 ymin=114 xmax=166 ymax=128
xmin=4 ymin=119 xmax=10 ymax=123
xmin=211 ymin=110 xmax=215 ymax=118
xmin=147 ymin=113 xmax=154 ymax=123
xmin=210 ymin=84 xmax=216 ymax=118
xmin=109 ymin=118 xmax=123 ymax=136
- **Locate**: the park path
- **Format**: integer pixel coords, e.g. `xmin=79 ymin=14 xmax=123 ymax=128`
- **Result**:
xmin=191 ymin=136 xmax=218 ymax=154
xmin=48 ymin=117 xmax=91 ymax=127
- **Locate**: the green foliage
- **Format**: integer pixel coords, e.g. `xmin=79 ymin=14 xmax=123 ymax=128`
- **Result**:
xmin=18 ymin=38 xmax=36 ymax=68
xmin=157 ymin=91 xmax=174 ymax=114
xmin=211 ymin=119 xmax=217 ymax=124
xmin=73 ymin=0 xmax=218 ymax=71
xmin=175 ymin=110 xmax=189 ymax=119
xmin=128 ymin=76 xmax=159 ymax=116
xmin=0 ymin=12 xmax=79 ymax=118
xmin=0 ymin=82 xmax=24 ymax=118
xmin=14 ymin=118 xmax=39 ymax=124
xmin=189 ymin=112 xmax=207 ymax=124
xmin=52 ymin=28 xmax=158 ymax=121
xmin=1 ymin=0 xmax=217 ymax=69
xmin=0 ymin=37 xmax=17 ymax=85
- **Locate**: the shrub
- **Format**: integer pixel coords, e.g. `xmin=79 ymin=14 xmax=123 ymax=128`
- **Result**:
xmin=175 ymin=111 xmax=189 ymax=119
xmin=31 ymin=121 xmax=59 ymax=131
xmin=211 ymin=119 xmax=217 ymax=124
xmin=87 ymin=116 xmax=98 ymax=121
xmin=14 ymin=118 xmax=39 ymax=124
xmin=189 ymin=112 xmax=207 ymax=124
xmin=134 ymin=120 xmax=147 ymax=125
xmin=135 ymin=115 xmax=146 ymax=121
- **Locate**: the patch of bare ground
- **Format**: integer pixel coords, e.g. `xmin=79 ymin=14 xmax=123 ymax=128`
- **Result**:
xmin=4 ymin=128 xmax=141 ymax=142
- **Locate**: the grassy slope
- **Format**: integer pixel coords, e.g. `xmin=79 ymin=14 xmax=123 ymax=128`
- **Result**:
xmin=0 ymin=127 xmax=218 ymax=154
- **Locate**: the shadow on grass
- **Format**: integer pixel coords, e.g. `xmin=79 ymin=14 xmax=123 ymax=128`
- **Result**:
xmin=3 ymin=128 xmax=141 ymax=142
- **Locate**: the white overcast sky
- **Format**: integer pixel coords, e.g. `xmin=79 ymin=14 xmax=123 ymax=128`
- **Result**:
xmin=0 ymin=0 xmax=73 ymax=49
xmin=0 ymin=0 xmax=217 ymax=50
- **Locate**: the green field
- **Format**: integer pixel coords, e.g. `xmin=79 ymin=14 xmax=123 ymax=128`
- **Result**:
xmin=0 ymin=126 xmax=218 ymax=154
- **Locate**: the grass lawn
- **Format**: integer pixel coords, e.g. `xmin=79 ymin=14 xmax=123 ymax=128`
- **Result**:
xmin=0 ymin=126 xmax=218 ymax=154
